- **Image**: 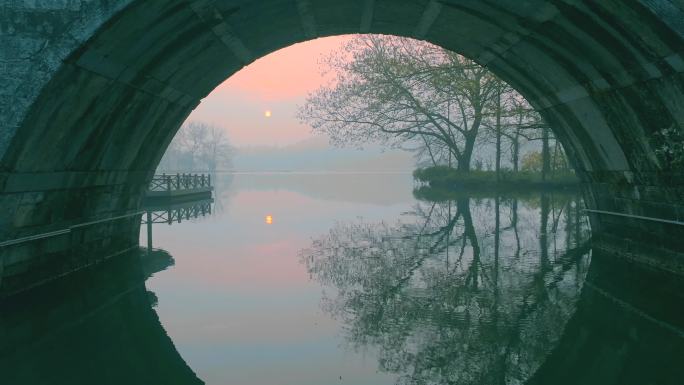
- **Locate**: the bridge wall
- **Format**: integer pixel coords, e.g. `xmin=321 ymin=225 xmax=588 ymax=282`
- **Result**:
xmin=1 ymin=0 xmax=684 ymax=291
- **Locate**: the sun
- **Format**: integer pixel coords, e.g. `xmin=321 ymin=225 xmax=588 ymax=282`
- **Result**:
xmin=264 ymin=110 xmax=272 ymax=118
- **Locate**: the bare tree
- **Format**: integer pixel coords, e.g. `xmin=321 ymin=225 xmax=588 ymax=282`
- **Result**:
xmin=203 ymin=125 xmax=232 ymax=172
xmin=299 ymin=35 xmax=571 ymax=176
xmin=157 ymin=121 xmax=233 ymax=172
xmin=298 ymin=35 xmax=503 ymax=172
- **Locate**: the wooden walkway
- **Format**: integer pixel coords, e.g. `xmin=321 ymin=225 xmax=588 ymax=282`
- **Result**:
xmin=146 ymin=173 xmax=213 ymax=200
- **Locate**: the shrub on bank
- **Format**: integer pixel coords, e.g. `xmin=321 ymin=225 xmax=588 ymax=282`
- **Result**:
xmin=413 ymin=166 xmax=579 ymax=189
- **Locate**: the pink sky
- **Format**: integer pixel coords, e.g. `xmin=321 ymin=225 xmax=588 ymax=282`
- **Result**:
xmin=187 ymin=35 xmax=354 ymax=147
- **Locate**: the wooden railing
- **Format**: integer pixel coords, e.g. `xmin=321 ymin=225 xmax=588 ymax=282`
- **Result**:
xmin=142 ymin=199 xmax=213 ymax=225
xmin=148 ymin=173 xmax=212 ymax=192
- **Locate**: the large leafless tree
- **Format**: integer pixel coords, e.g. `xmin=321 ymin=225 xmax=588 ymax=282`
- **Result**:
xmin=299 ymin=35 xmax=558 ymax=172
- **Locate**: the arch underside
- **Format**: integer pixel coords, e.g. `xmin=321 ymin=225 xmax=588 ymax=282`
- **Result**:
xmin=1 ymin=1 xmax=683 ymax=284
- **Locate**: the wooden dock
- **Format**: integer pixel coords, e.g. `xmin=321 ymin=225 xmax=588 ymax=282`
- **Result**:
xmin=142 ymin=180 xmax=214 ymax=252
xmin=145 ymin=173 xmax=213 ymax=201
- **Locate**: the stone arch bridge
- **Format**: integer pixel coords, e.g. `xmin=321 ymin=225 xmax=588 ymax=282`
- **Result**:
xmin=1 ymin=0 xmax=683 ymax=288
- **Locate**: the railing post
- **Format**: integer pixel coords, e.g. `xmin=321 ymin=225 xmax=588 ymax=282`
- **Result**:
xmin=147 ymin=212 xmax=153 ymax=254
xmin=208 ymin=173 xmax=211 ymax=187
xmin=176 ymin=173 xmax=180 ymax=190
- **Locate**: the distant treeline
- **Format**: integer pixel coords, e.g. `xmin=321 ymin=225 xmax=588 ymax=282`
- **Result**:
xmin=157 ymin=121 xmax=233 ymax=172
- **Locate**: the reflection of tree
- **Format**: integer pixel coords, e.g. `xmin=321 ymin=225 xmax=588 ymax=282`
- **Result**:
xmin=301 ymin=194 xmax=591 ymax=385
xmin=207 ymin=173 xmax=235 ymax=216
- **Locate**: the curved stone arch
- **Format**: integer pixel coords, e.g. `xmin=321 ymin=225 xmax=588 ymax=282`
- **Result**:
xmin=1 ymin=0 xmax=683 ymax=273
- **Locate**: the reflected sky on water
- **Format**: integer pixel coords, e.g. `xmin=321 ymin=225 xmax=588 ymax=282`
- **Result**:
xmin=2 ymin=172 xmax=683 ymax=385
xmin=143 ymin=173 xmax=591 ymax=385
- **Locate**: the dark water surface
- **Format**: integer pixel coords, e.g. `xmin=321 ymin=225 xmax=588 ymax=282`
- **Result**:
xmin=1 ymin=173 xmax=683 ymax=385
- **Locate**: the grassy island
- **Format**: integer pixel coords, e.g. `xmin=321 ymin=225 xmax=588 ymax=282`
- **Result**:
xmin=413 ymin=166 xmax=580 ymax=193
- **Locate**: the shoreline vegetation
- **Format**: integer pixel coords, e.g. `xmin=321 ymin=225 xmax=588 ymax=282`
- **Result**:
xmin=413 ymin=185 xmax=580 ymax=203
xmin=413 ymin=166 xmax=580 ymax=197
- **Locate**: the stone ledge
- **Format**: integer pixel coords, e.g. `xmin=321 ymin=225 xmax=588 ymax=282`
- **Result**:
xmin=0 ymin=170 xmax=150 ymax=193
xmin=593 ymin=235 xmax=684 ymax=276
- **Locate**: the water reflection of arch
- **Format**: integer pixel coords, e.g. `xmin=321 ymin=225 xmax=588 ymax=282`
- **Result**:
xmin=527 ymin=250 xmax=684 ymax=385
xmin=0 ymin=250 xmax=203 ymax=385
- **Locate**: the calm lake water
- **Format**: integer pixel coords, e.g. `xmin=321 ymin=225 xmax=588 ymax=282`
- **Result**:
xmin=2 ymin=173 xmax=683 ymax=385
xmin=143 ymin=173 xmax=592 ymax=385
